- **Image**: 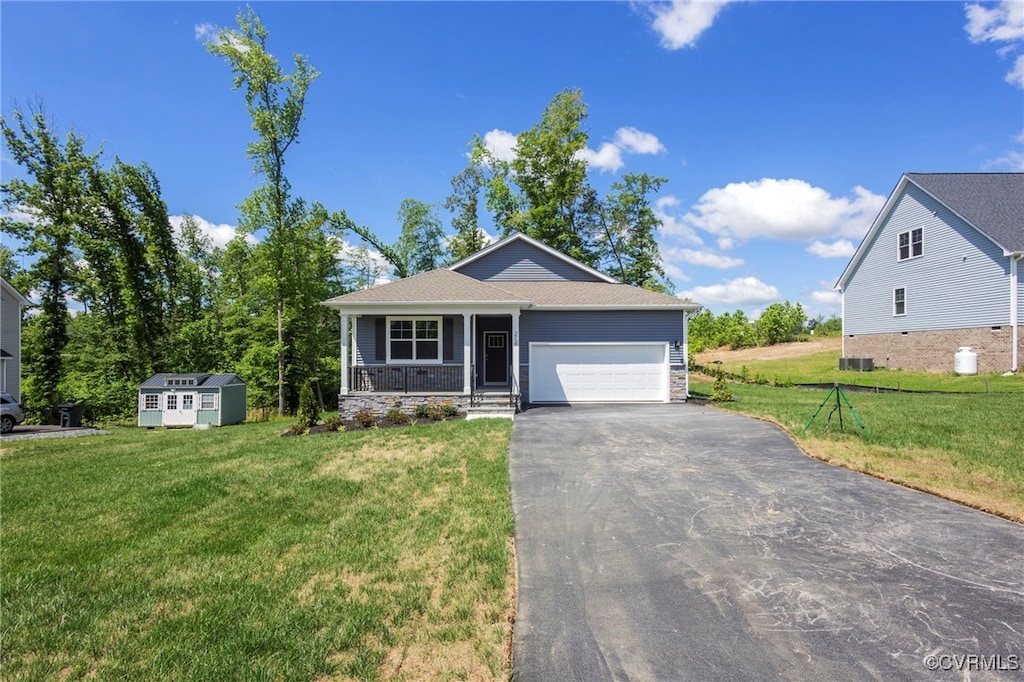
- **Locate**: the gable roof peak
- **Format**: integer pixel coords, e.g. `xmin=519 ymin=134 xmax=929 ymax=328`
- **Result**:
xmin=448 ymin=231 xmax=618 ymax=284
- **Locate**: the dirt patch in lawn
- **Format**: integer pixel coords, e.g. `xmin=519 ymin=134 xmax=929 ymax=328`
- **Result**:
xmin=696 ymin=337 xmax=841 ymax=366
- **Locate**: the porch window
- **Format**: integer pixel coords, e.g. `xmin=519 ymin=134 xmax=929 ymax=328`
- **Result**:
xmin=388 ymin=317 xmax=441 ymax=363
xmin=143 ymin=394 xmax=159 ymax=410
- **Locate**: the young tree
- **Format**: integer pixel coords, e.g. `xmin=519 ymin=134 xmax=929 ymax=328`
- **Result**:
xmin=207 ymin=7 xmax=320 ymax=416
xmin=0 ymin=106 xmax=97 ymax=420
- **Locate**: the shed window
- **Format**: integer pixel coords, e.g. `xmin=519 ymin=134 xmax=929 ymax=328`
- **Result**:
xmin=898 ymin=228 xmax=922 ymax=261
xmin=166 ymin=393 xmax=178 ymax=410
xmin=200 ymin=393 xmax=217 ymax=410
xmin=893 ymin=287 xmax=906 ymax=316
xmin=144 ymin=394 xmax=159 ymax=410
xmin=387 ymin=317 xmax=441 ymax=363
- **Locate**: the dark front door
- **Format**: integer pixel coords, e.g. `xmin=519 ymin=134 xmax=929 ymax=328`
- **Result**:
xmin=484 ymin=332 xmax=509 ymax=384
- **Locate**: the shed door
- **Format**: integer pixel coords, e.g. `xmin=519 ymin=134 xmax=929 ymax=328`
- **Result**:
xmin=530 ymin=343 xmax=669 ymax=403
xmin=163 ymin=392 xmax=197 ymax=426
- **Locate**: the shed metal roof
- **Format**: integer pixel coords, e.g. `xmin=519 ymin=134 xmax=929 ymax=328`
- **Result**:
xmin=139 ymin=373 xmax=244 ymax=389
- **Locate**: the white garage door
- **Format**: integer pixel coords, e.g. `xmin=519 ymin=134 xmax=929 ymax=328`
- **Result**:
xmin=529 ymin=343 xmax=669 ymax=403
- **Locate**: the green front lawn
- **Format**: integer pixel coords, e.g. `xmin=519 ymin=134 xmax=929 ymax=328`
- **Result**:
xmin=1 ymin=418 xmax=514 ymax=680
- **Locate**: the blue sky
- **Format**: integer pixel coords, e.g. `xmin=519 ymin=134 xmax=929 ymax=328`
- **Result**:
xmin=3 ymin=1 xmax=1022 ymax=318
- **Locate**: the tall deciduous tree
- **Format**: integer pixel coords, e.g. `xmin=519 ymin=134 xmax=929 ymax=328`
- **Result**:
xmin=207 ymin=7 xmax=320 ymax=416
xmin=601 ymin=173 xmax=672 ymax=292
xmin=445 ymin=160 xmax=489 ymax=262
xmin=0 ymin=106 xmax=97 ymax=419
xmin=396 ymin=198 xmax=447 ymax=274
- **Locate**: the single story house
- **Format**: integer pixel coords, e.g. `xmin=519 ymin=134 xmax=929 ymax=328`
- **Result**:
xmin=1 ymin=277 xmax=30 ymax=400
xmin=323 ymin=232 xmax=700 ymax=418
xmin=836 ymin=172 xmax=1023 ymax=373
xmin=138 ymin=373 xmax=247 ymax=427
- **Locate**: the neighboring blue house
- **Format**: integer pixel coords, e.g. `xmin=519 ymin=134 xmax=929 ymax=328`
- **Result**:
xmin=836 ymin=173 xmax=1024 ymax=374
xmin=138 ymin=373 xmax=247 ymax=428
xmin=324 ymin=232 xmax=700 ymax=417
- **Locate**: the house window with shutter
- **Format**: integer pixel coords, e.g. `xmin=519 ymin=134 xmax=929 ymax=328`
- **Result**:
xmin=387 ymin=317 xmax=441 ymax=363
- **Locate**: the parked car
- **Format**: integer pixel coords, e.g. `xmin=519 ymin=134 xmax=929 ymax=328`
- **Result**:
xmin=1 ymin=393 xmax=25 ymax=434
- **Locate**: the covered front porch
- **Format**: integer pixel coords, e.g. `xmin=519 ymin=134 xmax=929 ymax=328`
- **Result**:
xmin=335 ymin=307 xmax=524 ymax=416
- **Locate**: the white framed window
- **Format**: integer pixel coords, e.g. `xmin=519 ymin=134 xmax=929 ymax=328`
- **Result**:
xmin=181 ymin=394 xmax=194 ymax=410
xmin=200 ymin=393 xmax=217 ymax=410
xmin=898 ymin=228 xmax=922 ymax=261
xmin=387 ymin=317 xmax=441 ymax=363
xmin=893 ymin=287 xmax=906 ymax=316
xmin=165 ymin=393 xmax=178 ymax=410
xmin=143 ymin=394 xmax=159 ymax=410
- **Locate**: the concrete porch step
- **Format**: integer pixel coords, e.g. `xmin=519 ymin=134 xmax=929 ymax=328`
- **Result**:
xmin=466 ymin=405 xmax=516 ymax=420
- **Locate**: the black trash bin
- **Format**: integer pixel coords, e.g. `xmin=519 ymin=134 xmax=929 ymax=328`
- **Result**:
xmin=58 ymin=403 xmax=85 ymax=428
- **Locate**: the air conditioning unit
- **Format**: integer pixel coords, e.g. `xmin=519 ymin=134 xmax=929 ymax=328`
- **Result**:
xmin=850 ymin=358 xmax=874 ymax=371
xmin=839 ymin=357 xmax=850 ymax=370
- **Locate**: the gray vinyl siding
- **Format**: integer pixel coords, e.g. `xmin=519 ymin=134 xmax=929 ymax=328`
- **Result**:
xmin=843 ymin=183 xmax=1012 ymax=335
xmin=354 ymin=315 xmax=464 ymax=365
xmin=456 ymin=240 xmax=605 ymax=282
xmin=520 ymin=310 xmax=686 ymax=365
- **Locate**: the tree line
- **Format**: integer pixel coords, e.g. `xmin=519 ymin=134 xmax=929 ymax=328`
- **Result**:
xmin=1 ymin=8 xmax=673 ymax=423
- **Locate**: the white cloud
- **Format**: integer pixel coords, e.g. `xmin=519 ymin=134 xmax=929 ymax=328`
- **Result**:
xmin=663 ymin=246 xmax=744 ymax=269
xmin=964 ymin=0 xmax=1024 ymax=88
xmin=983 ymin=129 xmax=1024 ymax=170
xmin=575 ymin=142 xmax=624 ymax=173
xmin=195 ymin=21 xmax=250 ymax=53
xmin=577 ymin=126 xmax=664 ymax=173
xmin=810 ymin=290 xmax=842 ymax=308
xmin=716 ymin=236 xmax=736 ymax=251
xmin=650 ymin=0 xmax=732 ymax=50
xmin=194 ymin=22 xmax=217 ymax=41
xmin=678 ymin=276 xmax=781 ymax=307
xmin=683 ymin=178 xmax=885 ymax=243
xmin=1 ymin=205 xmax=43 ymax=225
xmin=655 ymin=195 xmax=703 ymax=245
xmin=806 ymin=239 xmax=857 ymax=259
xmin=964 ymin=0 xmax=1024 ymax=43
xmin=663 ymin=262 xmax=692 ymax=283
xmin=169 ymin=214 xmax=255 ymax=248
xmin=1007 ymin=54 xmax=1024 ymax=88
xmin=614 ymin=127 xmax=666 ymax=155
xmin=481 ymin=129 xmax=518 ymax=163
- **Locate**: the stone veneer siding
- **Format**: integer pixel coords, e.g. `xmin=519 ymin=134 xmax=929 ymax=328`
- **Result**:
xmin=844 ymin=326 xmax=1020 ymax=374
xmin=338 ymin=394 xmax=469 ymax=419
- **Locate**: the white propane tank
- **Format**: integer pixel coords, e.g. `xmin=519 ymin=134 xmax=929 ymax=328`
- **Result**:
xmin=954 ymin=347 xmax=978 ymax=375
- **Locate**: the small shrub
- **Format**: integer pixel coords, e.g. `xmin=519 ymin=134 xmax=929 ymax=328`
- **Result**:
xmin=386 ymin=408 xmax=410 ymax=425
xmin=412 ymin=404 xmax=432 ymax=419
xmin=740 ymin=365 xmax=749 ymax=382
xmin=296 ymin=380 xmax=320 ymax=430
xmin=354 ymin=409 xmax=376 ymax=428
xmin=323 ymin=415 xmax=344 ymax=432
xmin=711 ymin=371 xmax=734 ymax=403
xmin=439 ymin=403 xmax=459 ymax=418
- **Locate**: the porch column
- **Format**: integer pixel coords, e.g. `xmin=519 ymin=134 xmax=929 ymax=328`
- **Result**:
xmin=463 ymin=312 xmax=472 ymax=394
xmin=511 ymin=310 xmax=521 ymax=391
xmin=340 ymin=313 xmax=350 ymax=396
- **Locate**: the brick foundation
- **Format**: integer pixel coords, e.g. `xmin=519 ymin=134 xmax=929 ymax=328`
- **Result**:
xmin=844 ymin=327 xmax=1020 ymax=374
xmin=338 ymin=394 xmax=469 ymax=419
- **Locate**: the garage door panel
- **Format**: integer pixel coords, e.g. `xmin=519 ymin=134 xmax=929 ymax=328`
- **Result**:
xmin=531 ymin=343 xmax=668 ymax=403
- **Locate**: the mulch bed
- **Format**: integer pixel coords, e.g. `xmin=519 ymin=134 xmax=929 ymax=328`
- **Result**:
xmin=281 ymin=415 xmax=466 ymax=437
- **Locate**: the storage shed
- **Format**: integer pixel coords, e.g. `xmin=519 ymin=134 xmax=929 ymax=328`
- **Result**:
xmin=138 ymin=373 xmax=247 ymax=428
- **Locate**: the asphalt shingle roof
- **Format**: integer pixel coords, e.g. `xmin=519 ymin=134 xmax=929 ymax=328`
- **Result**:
xmin=323 ymin=267 xmax=699 ymax=309
xmin=907 ymin=173 xmax=1024 ymax=252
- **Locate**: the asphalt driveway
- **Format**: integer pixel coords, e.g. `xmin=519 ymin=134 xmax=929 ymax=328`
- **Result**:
xmin=509 ymin=404 xmax=1024 ymax=681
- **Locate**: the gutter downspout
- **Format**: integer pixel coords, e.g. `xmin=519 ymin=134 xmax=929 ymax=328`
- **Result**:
xmin=1012 ymin=254 xmax=1021 ymax=372
xmin=840 ymin=288 xmax=846 ymax=360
